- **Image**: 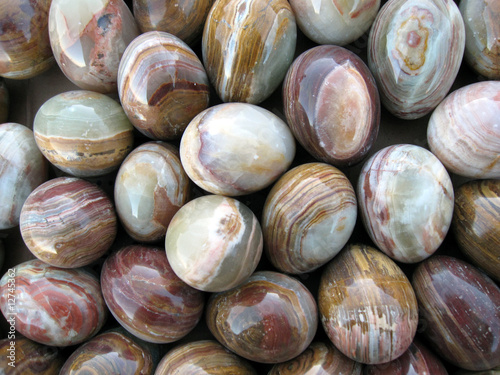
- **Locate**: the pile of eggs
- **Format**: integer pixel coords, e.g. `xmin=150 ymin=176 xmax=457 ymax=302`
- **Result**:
xmin=0 ymin=0 xmax=499 ymax=373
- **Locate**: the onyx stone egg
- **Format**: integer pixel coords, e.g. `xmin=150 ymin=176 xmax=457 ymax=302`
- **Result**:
xmin=20 ymin=177 xmax=117 ymax=268
xmin=283 ymin=45 xmax=380 ymax=167
xmin=165 ymin=195 xmax=263 ymax=292
xmin=262 ymin=162 xmax=357 ymax=274
xmin=427 ymin=81 xmax=500 ymax=179
xmin=358 ymin=144 xmax=454 ymax=263
xmin=0 ymin=259 xmax=108 ymax=347
xmin=413 ymin=255 xmax=500 ymax=371
xmin=101 ymin=245 xmax=205 ymax=344
xmin=0 ymin=123 xmax=48 ymax=230
xmin=114 ymin=141 xmax=190 ymax=243
xmin=368 ymin=0 xmax=465 ymax=119
xmin=206 ymin=271 xmax=317 ymax=364
xmin=319 ymin=244 xmax=418 ymax=364
xmin=48 ymin=0 xmax=140 ymax=93
xmin=118 ymin=31 xmax=210 ymax=140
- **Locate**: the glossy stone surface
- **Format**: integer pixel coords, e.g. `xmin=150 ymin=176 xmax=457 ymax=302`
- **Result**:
xmin=364 ymin=340 xmax=449 ymax=375
xmin=0 ymin=79 xmax=9 ymax=122
xmin=319 ymin=244 xmax=419 ymax=364
xmin=0 ymin=0 xmax=54 ymax=79
xmin=268 ymin=341 xmax=363 ymax=375
xmin=0 ymin=259 xmax=108 ymax=347
xmin=427 ymin=81 xmax=500 ymax=179
xmin=114 ymin=142 xmax=190 ymax=243
xmin=202 ymin=0 xmax=296 ymax=104
xmin=133 ymin=0 xmax=214 ymax=45
xmin=368 ymin=0 xmax=465 ymax=119
xmin=358 ymin=144 xmax=454 ymax=263
xmin=262 ymin=163 xmax=357 ymax=274
xmin=33 ymin=90 xmax=134 ymax=177
xmin=412 ymin=255 xmax=500 ymax=371
xmin=289 ymin=0 xmax=380 ymax=45
xmin=452 ymin=180 xmax=500 ymax=281
xmin=283 ymin=45 xmax=380 ymax=167
xmin=49 ymin=0 xmax=140 ymax=93
xmin=60 ymin=330 xmax=155 ymax=374
xmin=118 ymin=31 xmax=210 ymax=140
xmin=180 ymin=103 xmax=296 ymax=196
xmin=206 ymin=271 xmax=317 ymax=363
xmin=460 ymin=0 xmax=500 ymax=80
xmin=0 ymin=336 xmax=64 ymax=374
xmin=155 ymin=340 xmax=256 ymax=374
xmin=0 ymin=123 xmax=48 ymax=230
xmin=101 ymin=245 xmax=204 ymax=343
xmin=165 ymin=195 xmax=263 ymax=292
xmin=20 ymin=177 xmax=117 ymax=268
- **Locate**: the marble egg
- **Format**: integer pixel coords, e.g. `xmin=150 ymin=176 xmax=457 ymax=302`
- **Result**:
xmin=0 ymin=123 xmax=49 ymax=230
xmin=368 ymin=0 xmax=465 ymax=119
xmin=288 ymin=0 xmax=380 ymax=46
xmin=319 ymin=244 xmax=419 ymax=364
xmin=358 ymin=144 xmax=454 ymax=263
xmin=114 ymin=141 xmax=190 ymax=243
xmin=283 ymin=45 xmax=380 ymax=167
xmin=101 ymin=245 xmax=205 ymax=343
xmin=154 ymin=340 xmax=256 ymax=374
xmin=427 ymin=81 xmax=500 ymax=179
xmin=364 ymin=340 xmax=449 ymax=375
xmin=0 ymin=259 xmax=108 ymax=347
xmin=452 ymin=179 xmax=500 ymax=281
xmin=165 ymin=194 xmax=263 ymax=292
xmin=412 ymin=255 xmax=500 ymax=371
xmin=0 ymin=78 xmax=9 ymax=122
xmin=180 ymin=103 xmax=296 ymax=196
xmin=33 ymin=90 xmax=134 ymax=177
xmin=118 ymin=31 xmax=210 ymax=140
xmin=133 ymin=0 xmax=214 ymax=45
xmin=202 ymin=0 xmax=297 ymax=104
xmin=59 ymin=330 xmax=155 ymax=375
xmin=49 ymin=0 xmax=140 ymax=93
xmin=268 ymin=341 xmax=363 ymax=375
xmin=20 ymin=177 xmax=117 ymax=268
xmin=0 ymin=0 xmax=54 ymax=79
xmin=262 ymin=162 xmax=357 ymax=274
xmin=460 ymin=0 xmax=500 ymax=80
xmin=0 ymin=336 xmax=64 ymax=374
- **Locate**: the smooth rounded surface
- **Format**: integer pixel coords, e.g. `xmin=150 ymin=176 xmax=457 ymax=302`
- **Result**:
xmin=452 ymin=180 xmax=500 ymax=281
xmin=20 ymin=177 xmax=117 ymax=268
xmin=319 ymin=244 xmax=419 ymax=364
xmin=165 ymin=195 xmax=263 ymax=292
xmin=202 ymin=0 xmax=297 ymax=104
xmin=0 ymin=259 xmax=108 ymax=347
xmin=118 ymin=31 xmax=210 ymax=140
xmin=268 ymin=341 xmax=363 ymax=375
xmin=101 ymin=245 xmax=204 ymax=343
xmin=33 ymin=90 xmax=134 ymax=177
xmin=289 ymin=0 xmax=380 ymax=45
xmin=368 ymin=0 xmax=465 ymax=119
xmin=206 ymin=271 xmax=318 ymax=364
xmin=358 ymin=144 xmax=454 ymax=263
xmin=114 ymin=142 xmax=190 ymax=243
xmin=0 ymin=79 xmax=9 ymax=122
xmin=180 ymin=103 xmax=296 ymax=196
xmin=59 ymin=330 xmax=155 ymax=375
xmin=154 ymin=340 xmax=257 ymax=375
xmin=427 ymin=81 xmax=500 ymax=179
xmin=262 ymin=163 xmax=357 ymax=274
xmin=283 ymin=45 xmax=380 ymax=167
xmin=49 ymin=0 xmax=140 ymax=93
xmin=0 ymin=123 xmax=48 ymax=230
xmin=413 ymin=255 xmax=500 ymax=371
xmin=460 ymin=0 xmax=500 ymax=79
xmin=0 ymin=0 xmax=54 ymax=79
